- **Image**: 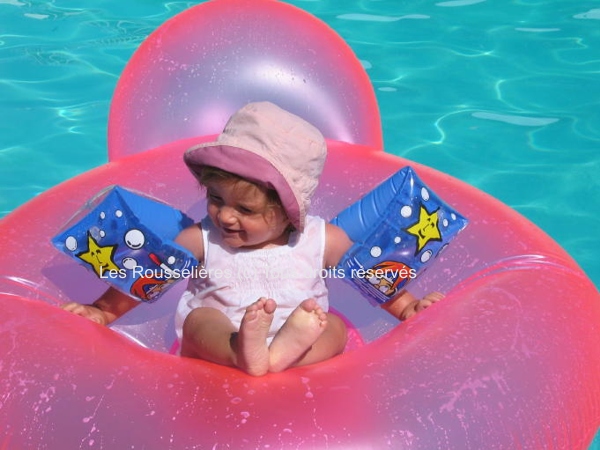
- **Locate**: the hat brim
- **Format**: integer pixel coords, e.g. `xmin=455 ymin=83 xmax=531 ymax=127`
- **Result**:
xmin=184 ymin=142 xmax=303 ymax=231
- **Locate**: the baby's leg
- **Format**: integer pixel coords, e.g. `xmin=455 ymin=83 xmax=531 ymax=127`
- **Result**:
xmin=236 ymin=297 xmax=276 ymax=376
xmin=180 ymin=306 xmax=238 ymax=365
xmin=181 ymin=299 xmax=275 ymax=376
xmin=268 ymin=299 xmax=347 ymax=373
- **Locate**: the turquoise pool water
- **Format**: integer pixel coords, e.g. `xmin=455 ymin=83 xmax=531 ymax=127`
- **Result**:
xmin=1 ymin=0 xmax=598 ymax=447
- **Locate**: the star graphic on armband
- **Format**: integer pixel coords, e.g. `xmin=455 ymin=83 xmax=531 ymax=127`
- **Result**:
xmin=405 ymin=205 xmax=442 ymax=253
xmin=76 ymin=232 xmax=120 ymax=277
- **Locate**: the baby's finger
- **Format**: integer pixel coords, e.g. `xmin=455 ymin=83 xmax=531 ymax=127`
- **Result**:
xmin=423 ymin=292 xmax=445 ymax=303
xmin=62 ymin=302 xmax=92 ymax=317
xmin=414 ymin=299 xmax=432 ymax=313
xmin=61 ymin=302 xmax=83 ymax=312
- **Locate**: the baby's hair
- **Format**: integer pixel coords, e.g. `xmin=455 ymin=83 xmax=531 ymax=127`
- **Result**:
xmin=198 ymin=165 xmax=284 ymax=211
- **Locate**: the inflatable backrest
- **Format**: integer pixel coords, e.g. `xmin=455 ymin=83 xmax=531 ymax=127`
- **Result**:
xmin=108 ymin=0 xmax=382 ymax=160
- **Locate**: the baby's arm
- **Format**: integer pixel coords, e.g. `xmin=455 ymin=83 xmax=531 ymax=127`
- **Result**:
xmin=61 ymin=288 xmax=139 ymax=325
xmin=174 ymin=222 xmax=204 ymax=262
xmin=61 ymin=222 xmax=205 ymax=325
xmin=323 ymin=223 xmax=353 ymax=269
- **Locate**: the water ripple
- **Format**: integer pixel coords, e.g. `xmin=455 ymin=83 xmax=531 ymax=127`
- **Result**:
xmin=436 ymin=0 xmax=487 ymax=7
xmin=472 ymin=112 xmax=559 ymax=127
xmin=515 ymin=28 xmax=560 ymax=33
xmin=337 ymin=14 xmax=430 ymax=22
xmin=573 ymin=9 xmax=600 ymax=20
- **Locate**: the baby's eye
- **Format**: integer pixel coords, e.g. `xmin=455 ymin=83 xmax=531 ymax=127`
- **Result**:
xmin=237 ymin=205 xmax=255 ymax=215
xmin=208 ymin=193 xmax=223 ymax=204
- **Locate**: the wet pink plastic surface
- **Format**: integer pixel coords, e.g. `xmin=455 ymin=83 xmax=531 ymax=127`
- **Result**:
xmin=1 ymin=1 xmax=599 ymax=448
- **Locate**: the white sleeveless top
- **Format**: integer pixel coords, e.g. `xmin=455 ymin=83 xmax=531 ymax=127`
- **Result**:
xmin=174 ymin=215 xmax=329 ymax=343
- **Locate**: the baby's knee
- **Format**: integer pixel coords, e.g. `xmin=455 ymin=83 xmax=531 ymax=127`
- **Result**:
xmin=325 ymin=313 xmax=348 ymax=350
xmin=183 ymin=307 xmax=219 ymax=333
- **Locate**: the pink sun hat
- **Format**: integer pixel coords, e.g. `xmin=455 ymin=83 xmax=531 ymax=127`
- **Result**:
xmin=183 ymin=102 xmax=327 ymax=232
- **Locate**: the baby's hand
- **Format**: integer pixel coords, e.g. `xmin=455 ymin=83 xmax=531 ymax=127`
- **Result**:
xmin=61 ymin=302 xmax=108 ymax=325
xmin=399 ymin=291 xmax=444 ymax=321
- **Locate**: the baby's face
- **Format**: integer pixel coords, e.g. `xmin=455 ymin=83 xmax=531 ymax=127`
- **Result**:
xmin=205 ymin=178 xmax=290 ymax=249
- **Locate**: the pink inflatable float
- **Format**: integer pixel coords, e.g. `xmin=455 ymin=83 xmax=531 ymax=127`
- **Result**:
xmin=1 ymin=1 xmax=599 ymax=448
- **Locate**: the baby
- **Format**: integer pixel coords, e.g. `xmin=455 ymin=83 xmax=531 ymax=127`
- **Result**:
xmin=62 ymin=102 xmax=442 ymax=376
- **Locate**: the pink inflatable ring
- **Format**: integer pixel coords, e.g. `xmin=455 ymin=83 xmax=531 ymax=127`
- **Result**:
xmin=1 ymin=1 xmax=598 ymax=448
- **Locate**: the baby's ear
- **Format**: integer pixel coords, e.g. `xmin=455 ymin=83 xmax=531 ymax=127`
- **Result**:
xmin=280 ymin=210 xmax=295 ymax=234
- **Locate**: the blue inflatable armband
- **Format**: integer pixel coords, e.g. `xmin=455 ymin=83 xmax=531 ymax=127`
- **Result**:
xmin=52 ymin=185 xmax=198 ymax=302
xmin=331 ymin=167 xmax=468 ymax=306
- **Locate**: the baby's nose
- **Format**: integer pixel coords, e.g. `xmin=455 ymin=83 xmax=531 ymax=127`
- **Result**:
xmin=218 ymin=206 xmax=237 ymax=224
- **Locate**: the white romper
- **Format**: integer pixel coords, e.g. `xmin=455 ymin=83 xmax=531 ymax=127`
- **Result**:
xmin=174 ymin=215 xmax=329 ymax=344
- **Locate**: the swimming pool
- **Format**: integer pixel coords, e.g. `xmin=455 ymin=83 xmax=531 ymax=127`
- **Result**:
xmin=1 ymin=0 xmax=598 ymax=447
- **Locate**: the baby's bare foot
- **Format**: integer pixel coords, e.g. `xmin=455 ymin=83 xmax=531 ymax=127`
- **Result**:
xmin=268 ymin=298 xmax=327 ymax=372
xmin=237 ymin=297 xmax=276 ymax=376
